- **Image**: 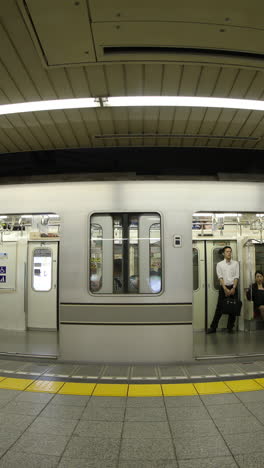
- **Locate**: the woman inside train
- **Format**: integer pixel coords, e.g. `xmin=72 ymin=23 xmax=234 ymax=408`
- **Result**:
xmin=246 ymin=271 xmax=264 ymax=320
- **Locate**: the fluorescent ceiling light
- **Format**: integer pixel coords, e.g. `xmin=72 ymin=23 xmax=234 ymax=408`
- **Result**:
xmin=1 ymin=96 xmax=264 ymax=116
xmin=104 ymin=96 xmax=264 ymax=111
xmin=0 ymin=98 xmax=100 ymax=116
xmin=0 ymin=216 xmax=7 ymax=219
xmin=256 ymin=214 xmax=264 ymax=217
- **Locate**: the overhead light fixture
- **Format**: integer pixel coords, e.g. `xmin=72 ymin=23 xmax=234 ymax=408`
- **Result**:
xmin=104 ymin=96 xmax=264 ymax=111
xmin=1 ymin=96 xmax=264 ymax=116
xmin=215 ymin=213 xmax=242 ymax=217
xmin=193 ymin=213 xmax=213 ymax=217
xmin=256 ymin=214 xmax=264 ymax=217
xmin=0 ymin=98 xmax=100 ymax=116
xmin=0 ymin=216 xmax=7 ymax=219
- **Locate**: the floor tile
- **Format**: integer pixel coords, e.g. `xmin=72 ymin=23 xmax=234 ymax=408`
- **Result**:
xmin=207 ymin=403 xmax=252 ymax=419
xmin=81 ymin=406 xmax=125 ymax=421
xmin=0 ymin=389 xmax=22 ymax=401
xmin=224 ymin=431 xmax=264 ymax=455
xmin=59 ymin=382 xmax=96 ymax=395
xmin=178 ymin=456 xmax=237 ymax=467
xmin=200 ymin=393 xmax=240 ymax=406
xmin=214 ymin=416 xmax=264 ymax=435
xmin=87 ymin=396 xmax=126 ymax=407
xmin=51 ymin=394 xmax=90 ymax=406
xmin=224 ymin=379 xmax=263 ymax=392
xmin=195 ymin=382 xmax=231 ymax=395
xmin=235 ymin=452 xmax=264 ymax=467
xmin=0 ymin=378 xmax=33 ymax=391
xmin=164 ymin=396 xmax=203 ymax=407
xmin=126 ymin=397 xmax=164 ymax=407
xmin=235 ymin=390 xmax=264 ymax=402
xmin=74 ymin=420 xmax=122 ymax=438
xmin=26 ymin=380 xmax=64 ymax=393
xmin=1 ymin=400 xmax=46 ymax=416
xmin=128 ymin=385 xmax=162 ymax=397
xmin=118 ymin=462 xmax=178 ymax=468
xmin=167 ymin=406 xmax=210 ymax=421
xmin=94 ymin=384 xmax=128 ymax=397
xmin=41 ymin=404 xmax=84 ymax=420
xmin=59 ymin=458 xmax=116 ymax=468
xmin=170 ymin=419 xmax=219 ymax=438
xmin=125 ymin=407 xmax=167 ymax=422
xmin=0 ymin=449 xmax=59 ymax=468
xmin=63 ymin=436 xmax=120 ymax=461
xmin=162 ymin=384 xmax=197 ymax=396
xmin=123 ymin=421 xmax=171 ymax=438
xmin=0 ymin=431 xmax=21 ymax=450
xmin=15 ymin=391 xmax=54 ymax=404
xmin=0 ymin=413 xmax=35 ymax=432
xmin=174 ymin=435 xmax=230 ymax=460
xmin=28 ymin=416 xmax=77 ymax=436
xmin=13 ymin=431 xmax=70 ymax=456
xmin=120 ymin=438 xmax=175 ymax=460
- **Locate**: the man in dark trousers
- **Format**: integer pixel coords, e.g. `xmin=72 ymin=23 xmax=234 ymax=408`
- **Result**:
xmin=207 ymin=246 xmax=239 ymax=334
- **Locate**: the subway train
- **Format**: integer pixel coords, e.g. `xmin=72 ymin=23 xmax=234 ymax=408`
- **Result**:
xmin=0 ymin=179 xmax=264 ymax=363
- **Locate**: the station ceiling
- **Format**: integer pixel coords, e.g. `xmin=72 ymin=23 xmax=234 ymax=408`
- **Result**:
xmin=1 ymin=1 xmax=264 ymax=177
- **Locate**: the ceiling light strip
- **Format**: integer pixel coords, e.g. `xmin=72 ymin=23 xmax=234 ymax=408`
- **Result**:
xmin=1 ymin=96 xmax=264 ymax=115
xmin=104 ymin=96 xmax=264 ymax=111
xmin=0 ymin=98 xmax=100 ymax=116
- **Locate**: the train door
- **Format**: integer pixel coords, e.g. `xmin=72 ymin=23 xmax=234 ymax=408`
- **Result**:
xmin=27 ymin=241 xmax=58 ymax=329
xmin=192 ymin=241 xmax=205 ymax=330
xmin=206 ymin=240 xmax=237 ymax=329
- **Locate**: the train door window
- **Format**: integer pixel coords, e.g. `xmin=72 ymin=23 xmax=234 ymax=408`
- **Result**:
xmin=90 ymin=223 xmax=103 ymax=292
xmin=193 ymin=248 xmax=199 ymax=291
xmin=89 ymin=213 xmax=162 ymax=294
xmin=149 ymin=222 xmax=161 ymax=293
xmin=213 ymin=248 xmax=223 ymax=290
xmin=32 ymin=248 xmax=52 ymax=292
xmin=255 ymin=245 xmax=264 ymax=272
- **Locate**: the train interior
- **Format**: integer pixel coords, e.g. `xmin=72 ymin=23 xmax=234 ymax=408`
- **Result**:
xmin=0 ymin=213 xmax=60 ymax=357
xmin=193 ymin=211 xmax=264 ymax=358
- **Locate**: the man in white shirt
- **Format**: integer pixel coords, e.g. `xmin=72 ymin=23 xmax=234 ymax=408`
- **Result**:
xmin=207 ymin=246 xmax=239 ymax=334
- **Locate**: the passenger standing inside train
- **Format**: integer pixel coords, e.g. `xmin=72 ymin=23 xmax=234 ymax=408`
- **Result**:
xmin=207 ymin=246 xmax=239 ymax=334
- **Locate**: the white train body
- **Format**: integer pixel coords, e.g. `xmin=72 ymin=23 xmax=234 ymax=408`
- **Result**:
xmin=1 ymin=180 xmax=263 ymax=362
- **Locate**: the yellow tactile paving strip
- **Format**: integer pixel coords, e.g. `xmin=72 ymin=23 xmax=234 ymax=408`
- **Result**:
xmin=0 ymin=377 xmax=264 ymax=396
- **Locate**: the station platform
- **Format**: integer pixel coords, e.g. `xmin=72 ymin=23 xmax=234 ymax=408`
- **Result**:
xmin=0 ymin=357 xmax=264 ymax=466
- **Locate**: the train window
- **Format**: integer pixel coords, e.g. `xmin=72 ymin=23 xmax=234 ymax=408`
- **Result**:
xmin=32 ymin=248 xmax=52 ymax=292
xmin=149 ymin=223 xmax=161 ymax=293
xmin=90 ymin=223 xmax=103 ymax=292
xmin=213 ymin=248 xmax=223 ymax=290
xmin=89 ymin=213 xmax=162 ymax=294
xmin=193 ymin=248 xmax=199 ymax=291
xmin=255 ymin=245 xmax=264 ymax=273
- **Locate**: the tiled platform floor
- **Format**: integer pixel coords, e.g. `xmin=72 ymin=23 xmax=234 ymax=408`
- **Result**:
xmin=0 ymin=386 xmax=264 ymax=467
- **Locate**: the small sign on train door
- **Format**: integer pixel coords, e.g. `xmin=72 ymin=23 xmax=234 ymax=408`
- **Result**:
xmin=0 ymin=266 xmax=6 ymax=274
xmin=0 ymin=275 xmax=6 ymax=283
xmin=173 ymin=235 xmax=182 ymax=247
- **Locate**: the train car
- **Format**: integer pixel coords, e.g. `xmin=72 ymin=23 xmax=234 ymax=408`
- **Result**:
xmin=0 ymin=179 xmax=264 ymax=362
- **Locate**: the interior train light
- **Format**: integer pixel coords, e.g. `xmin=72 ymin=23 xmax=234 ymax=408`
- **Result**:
xmin=193 ymin=213 xmax=213 ymax=217
xmin=215 ymin=213 xmax=242 ymax=217
xmin=256 ymin=214 xmax=264 ymax=217
xmin=0 ymin=98 xmax=100 ymax=116
xmin=104 ymin=96 xmax=264 ymax=111
xmin=0 ymin=216 xmax=7 ymax=219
